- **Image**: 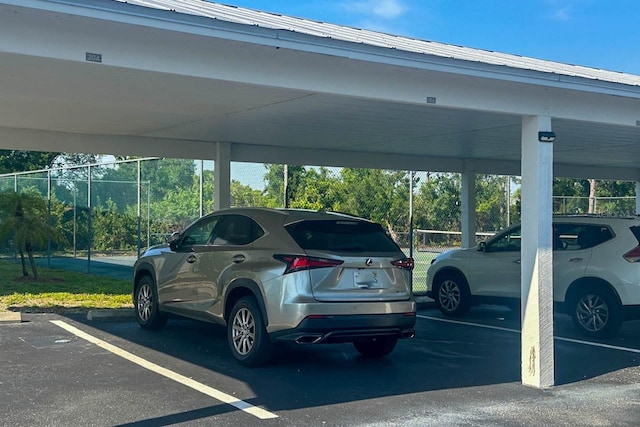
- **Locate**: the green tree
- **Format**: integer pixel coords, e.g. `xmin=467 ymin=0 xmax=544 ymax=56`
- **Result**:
xmin=289 ymin=167 xmax=344 ymax=210
xmin=0 ymin=150 xmax=59 ymax=173
xmin=414 ymin=173 xmax=461 ymax=233
xmin=263 ymin=164 xmax=306 ymax=207
xmin=92 ymin=200 xmax=138 ymax=251
xmin=592 ymin=180 xmax=635 ymax=214
xmin=0 ymin=190 xmax=59 ymax=279
xmin=141 ymin=159 xmax=198 ymax=200
xmin=553 ymin=178 xmax=589 ymax=213
xmin=231 ymin=179 xmax=268 ymax=207
xmin=476 ymin=175 xmax=509 ymax=231
xmin=339 ymin=168 xmax=410 ymax=236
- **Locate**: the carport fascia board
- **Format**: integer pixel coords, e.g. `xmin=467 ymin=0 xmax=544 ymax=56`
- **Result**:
xmin=5 ymin=0 xmax=640 ymax=129
xmin=5 ymin=126 xmax=640 ymax=182
xmin=0 ymin=126 xmax=482 ymax=174
xmin=16 ymin=0 xmax=640 ymax=98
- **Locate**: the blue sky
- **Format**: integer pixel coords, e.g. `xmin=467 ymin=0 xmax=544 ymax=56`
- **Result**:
xmin=220 ymin=0 xmax=640 ymax=75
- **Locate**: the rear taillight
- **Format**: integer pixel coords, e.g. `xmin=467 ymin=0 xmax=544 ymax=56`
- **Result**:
xmin=274 ymin=255 xmax=344 ymax=274
xmin=623 ymin=246 xmax=640 ymax=263
xmin=392 ymin=257 xmax=414 ymax=271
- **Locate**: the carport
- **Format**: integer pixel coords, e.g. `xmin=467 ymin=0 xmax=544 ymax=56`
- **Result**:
xmin=2 ymin=0 xmax=640 ymax=388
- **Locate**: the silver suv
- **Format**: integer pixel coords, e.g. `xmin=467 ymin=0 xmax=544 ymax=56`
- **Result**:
xmin=426 ymin=215 xmax=640 ymax=338
xmin=133 ymin=208 xmax=416 ymax=366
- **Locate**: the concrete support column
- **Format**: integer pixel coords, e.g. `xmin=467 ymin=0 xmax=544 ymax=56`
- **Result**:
xmin=520 ymin=115 xmax=555 ymax=388
xmin=214 ymin=142 xmax=231 ymax=210
xmin=461 ymin=164 xmax=477 ymax=249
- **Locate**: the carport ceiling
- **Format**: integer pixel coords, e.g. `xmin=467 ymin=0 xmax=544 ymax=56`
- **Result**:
xmin=1 ymin=0 xmax=640 ymax=179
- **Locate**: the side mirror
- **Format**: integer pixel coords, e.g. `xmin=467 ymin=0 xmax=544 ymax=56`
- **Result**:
xmin=478 ymin=241 xmax=486 ymax=252
xmin=168 ymin=231 xmax=181 ymax=251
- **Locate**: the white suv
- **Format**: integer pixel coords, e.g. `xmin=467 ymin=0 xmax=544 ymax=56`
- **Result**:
xmin=426 ymin=215 xmax=640 ymax=338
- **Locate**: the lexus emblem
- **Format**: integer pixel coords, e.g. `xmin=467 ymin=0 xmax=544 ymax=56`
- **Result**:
xmin=365 ymin=258 xmax=373 ymax=266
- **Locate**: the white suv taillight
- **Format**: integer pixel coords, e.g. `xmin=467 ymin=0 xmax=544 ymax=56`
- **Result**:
xmin=623 ymin=246 xmax=640 ymax=263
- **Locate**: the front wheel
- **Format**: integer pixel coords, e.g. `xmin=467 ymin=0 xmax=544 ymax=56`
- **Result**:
xmin=227 ymin=296 xmax=273 ymax=367
xmin=353 ymin=336 xmax=398 ymax=359
xmin=571 ymin=286 xmax=622 ymax=338
xmin=134 ymin=276 xmax=167 ymax=330
xmin=435 ymin=272 xmax=471 ymax=317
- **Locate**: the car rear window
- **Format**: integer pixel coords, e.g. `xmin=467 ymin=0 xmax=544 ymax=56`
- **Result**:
xmin=630 ymin=226 xmax=640 ymax=244
xmin=286 ymin=220 xmax=401 ymax=252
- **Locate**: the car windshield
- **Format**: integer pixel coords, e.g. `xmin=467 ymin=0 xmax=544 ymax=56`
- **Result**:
xmin=286 ymin=219 xmax=400 ymax=252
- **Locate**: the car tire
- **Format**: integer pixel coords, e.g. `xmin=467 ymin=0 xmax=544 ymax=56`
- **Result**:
xmin=134 ymin=275 xmax=167 ymax=330
xmin=570 ymin=285 xmax=622 ymax=338
xmin=227 ymin=296 xmax=273 ymax=367
xmin=353 ymin=336 xmax=398 ymax=359
xmin=434 ymin=272 xmax=471 ymax=317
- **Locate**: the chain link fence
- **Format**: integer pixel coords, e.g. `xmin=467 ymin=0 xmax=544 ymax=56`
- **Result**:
xmin=0 ymin=158 xmax=636 ymax=294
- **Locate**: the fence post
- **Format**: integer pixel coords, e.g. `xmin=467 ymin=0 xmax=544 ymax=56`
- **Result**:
xmin=87 ymin=165 xmax=91 ymax=274
xmin=137 ymin=159 xmax=142 ymax=258
xmin=200 ymin=160 xmax=204 ymax=216
xmin=408 ymin=171 xmax=414 ymax=292
xmin=47 ymin=169 xmax=51 ymax=267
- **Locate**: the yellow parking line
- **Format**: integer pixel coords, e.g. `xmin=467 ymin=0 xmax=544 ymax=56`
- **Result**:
xmin=50 ymin=320 xmax=278 ymax=420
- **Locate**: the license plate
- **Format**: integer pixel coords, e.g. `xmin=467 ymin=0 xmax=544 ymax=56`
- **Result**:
xmin=354 ymin=270 xmax=379 ymax=288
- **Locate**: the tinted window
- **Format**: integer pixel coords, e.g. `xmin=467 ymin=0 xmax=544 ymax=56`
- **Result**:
xmin=630 ymin=226 xmax=640 ymax=244
xmin=486 ymin=227 xmax=521 ymax=252
xmin=180 ymin=216 xmax=219 ymax=247
xmin=286 ymin=220 xmax=400 ymax=252
xmin=212 ymin=214 xmax=264 ymax=246
xmin=554 ymin=223 xmax=613 ymax=251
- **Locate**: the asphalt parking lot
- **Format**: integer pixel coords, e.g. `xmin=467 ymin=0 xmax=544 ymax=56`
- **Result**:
xmin=2 ymin=306 xmax=640 ymax=426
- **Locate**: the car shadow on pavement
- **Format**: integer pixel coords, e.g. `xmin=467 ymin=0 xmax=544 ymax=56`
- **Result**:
xmin=58 ymin=305 xmax=640 ymax=421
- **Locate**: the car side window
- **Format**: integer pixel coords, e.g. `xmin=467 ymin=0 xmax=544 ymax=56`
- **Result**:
xmin=486 ymin=227 xmax=521 ymax=252
xmin=554 ymin=224 xmax=613 ymax=251
xmin=211 ymin=214 xmax=264 ymax=246
xmin=179 ymin=216 xmax=219 ymax=248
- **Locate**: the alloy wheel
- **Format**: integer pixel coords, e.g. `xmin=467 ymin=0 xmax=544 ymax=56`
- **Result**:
xmin=576 ymin=294 xmax=609 ymax=332
xmin=231 ymin=307 xmax=256 ymax=356
xmin=137 ymin=283 xmax=153 ymax=323
xmin=439 ymin=279 xmax=461 ymax=312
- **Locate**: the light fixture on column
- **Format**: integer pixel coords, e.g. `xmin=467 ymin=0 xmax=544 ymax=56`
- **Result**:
xmin=538 ymin=131 xmax=556 ymax=142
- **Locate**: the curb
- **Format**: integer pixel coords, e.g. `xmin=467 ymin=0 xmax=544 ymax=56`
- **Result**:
xmin=87 ymin=308 xmax=135 ymax=321
xmin=0 ymin=312 xmax=22 ymax=323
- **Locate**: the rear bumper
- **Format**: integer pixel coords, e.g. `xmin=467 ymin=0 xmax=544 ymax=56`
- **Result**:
xmin=269 ymin=312 xmax=416 ymax=344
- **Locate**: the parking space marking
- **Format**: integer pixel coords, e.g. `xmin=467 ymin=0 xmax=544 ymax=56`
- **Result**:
xmin=555 ymin=336 xmax=640 ymax=354
xmin=417 ymin=314 xmax=520 ymax=334
xmin=417 ymin=314 xmax=640 ymax=354
xmin=50 ymin=320 xmax=278 ymax=420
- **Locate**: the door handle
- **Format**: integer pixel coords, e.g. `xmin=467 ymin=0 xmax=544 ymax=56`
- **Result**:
xmin=232 ymin=254 xmax=246 ymax=264
xmin=513 ymin=259 xmax=521 ymax=264
xmin=186 ymin=255 xmax=197 ymax=264
xmin=569 ymin=257 xmax=583 ymax=262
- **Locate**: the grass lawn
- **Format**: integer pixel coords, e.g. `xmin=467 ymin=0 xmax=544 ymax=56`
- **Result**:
xmin=0 ymin=250 xmax=439 ymax=312
xmin=410 ymin=250 xmax=439 ymax=294
xmin=0 ymin=259 xmax=132 ymax=313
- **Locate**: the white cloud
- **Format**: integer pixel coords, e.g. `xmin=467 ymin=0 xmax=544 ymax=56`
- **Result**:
xmin=546 ymin=0 xmax=574 ymax=21
xmin=343 ymin=0 xmax=408 ymax=20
